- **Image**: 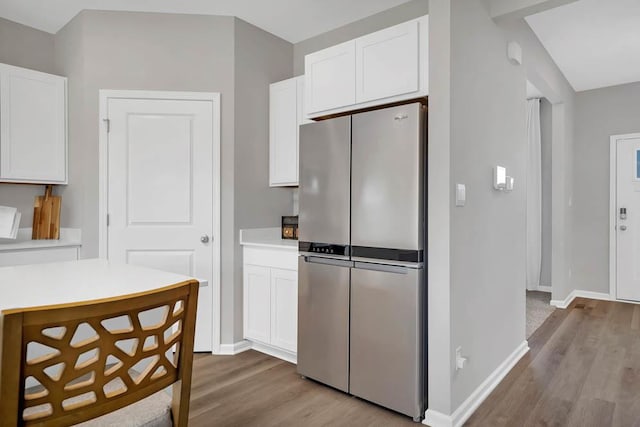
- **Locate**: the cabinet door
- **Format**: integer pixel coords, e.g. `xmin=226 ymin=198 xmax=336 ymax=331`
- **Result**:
xmin=243 ymin=264 xmax=271 ymax=343
xmin=269 ymin=78 xmax=298 ymax=186
xmin=355 ymin=20 xmax=419 ymax=103
xmin=0 ymin=64 xmax=67 ymax=183
xmin=304 ymin=41 xmax=356 ymax=114
xmin=296 ymin=76 xmax=313 ymax=126
xmin=270 ymin=268 xmax=298 ymax=353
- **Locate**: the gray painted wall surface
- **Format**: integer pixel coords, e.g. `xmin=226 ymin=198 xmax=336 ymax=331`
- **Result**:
xmin=233 ymin=18 xmax=293 ymax=340
xmin=427 ymin=0 xmax=452 ymax=415
xmin=540 ymin=98 xmax=552 ymax=286
xmin=449 ymin=0 xmax=526 ymax=410
xmin=573 ymin=81 xmax=640 ymax=294
xmin=496 ymin=17 xmax=576 ymax=302
xmin=51 ymin=11 xmax=292 ymax=344
xmin=0 ymin=17 xmax=56 ymax=227
xmin=292 ymin=0 xmax=428 ymax=75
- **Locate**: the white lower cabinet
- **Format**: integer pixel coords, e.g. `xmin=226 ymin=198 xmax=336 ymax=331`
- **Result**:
xmin=270 ymin=268 xmax=298 ymax=352
xmin=243 ymin=246 xmax=298 ymax=363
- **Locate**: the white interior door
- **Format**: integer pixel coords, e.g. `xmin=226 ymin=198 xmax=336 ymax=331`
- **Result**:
xmin=106 ymin=95 xmax=216 ymax=352
xmin=616 ymin=135 xmax=640 ymax=301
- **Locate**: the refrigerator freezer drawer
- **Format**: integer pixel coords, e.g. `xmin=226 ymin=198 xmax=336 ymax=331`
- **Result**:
xmin=350 ymin=264 xmax=425 ymax=419
xmin=297 ymin=256 xmax=351 ymax=392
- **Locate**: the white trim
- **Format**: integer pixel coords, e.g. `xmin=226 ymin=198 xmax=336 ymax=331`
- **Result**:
xmin=424 ymin=409 xmax=452 ymax=427
xmin=551 ymin=289 xmax=613 ymax=309
xmin=250 ymin=341 xmax=297 ymax=364
xmin=218 ymin=340 xmax=252 ymax=355
xmin=424 ymin=341 xmax=529 ymax=427
xmin=98 ymin=89 xmax=222 ymax=354
xmin=609 ymin=133 xmax=640 ymax=302
xmin=527 ymin=284 xmax=551 ymax=293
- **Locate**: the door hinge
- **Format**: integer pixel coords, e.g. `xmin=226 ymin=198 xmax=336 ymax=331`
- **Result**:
xmin=106 ymin=214 xmax=110 ymax=226
xmin=103 ymin=118 xmax=111 ymax=133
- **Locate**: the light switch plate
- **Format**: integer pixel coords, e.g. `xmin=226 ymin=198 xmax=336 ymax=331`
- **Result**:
xmin=456 ymin=184 xmax=466 ymax=207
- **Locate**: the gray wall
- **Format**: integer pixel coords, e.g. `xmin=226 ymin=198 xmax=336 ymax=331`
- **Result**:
xmin=540 ymin=97 xmax=552 ymax=286
xmin=292 ymin=0 xmax=428 ymax=75
xmin=233 ymin=18 xmax=294 ymax=341
xmin=573 ymin=81 xmax=640 ymax=294
xmin=0 ymin=17 xmax=56 ymax=227
xmin=449 ymin=0 xmax=527 ymax=410
xmin=496 ymin=17 xmax=576 ymax=302
xmin=51 ymin=11 xmax=293 ymax=344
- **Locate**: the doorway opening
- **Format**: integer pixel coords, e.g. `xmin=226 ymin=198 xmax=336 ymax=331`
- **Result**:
xmin=525 ymin=81 xmax=555 ymax=338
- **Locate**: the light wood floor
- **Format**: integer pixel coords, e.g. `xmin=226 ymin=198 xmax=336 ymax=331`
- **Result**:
xmin=189 ymin=297 xmax=640 ymax=426
xmin=468 ymin=297 xmax=640 ymax=426
xmin=188 ymin=350 xmax=416 ymax=426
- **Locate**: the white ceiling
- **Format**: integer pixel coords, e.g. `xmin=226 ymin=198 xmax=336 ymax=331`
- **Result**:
xmin=526 ymin=0 xmax=640 ymax=92
xmin=0 ymin=0 xmax=412 ymax=43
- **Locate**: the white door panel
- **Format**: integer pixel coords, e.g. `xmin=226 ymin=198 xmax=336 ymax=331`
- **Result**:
xmin=107 ymin=97 xmax=215 ymax=352
xmin=616 ymin=137 xmax=640 ymax=301
xmin=243 ymin=265 xmax=271 ymax=344
xmin=270 ymin=268 xmax=297 ymax=353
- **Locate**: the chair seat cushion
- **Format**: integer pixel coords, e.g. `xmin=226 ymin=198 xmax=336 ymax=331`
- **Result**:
xmin=75 ymin=389 xmax=172 ymax=427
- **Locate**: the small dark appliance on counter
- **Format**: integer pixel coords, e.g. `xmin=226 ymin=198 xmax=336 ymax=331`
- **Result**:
xmin=281 ymin=216 xmax=298 ymax=240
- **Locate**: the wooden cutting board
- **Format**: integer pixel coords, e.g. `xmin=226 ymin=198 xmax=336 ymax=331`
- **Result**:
xmin=32 ymin=185 xmax=61 ymax=240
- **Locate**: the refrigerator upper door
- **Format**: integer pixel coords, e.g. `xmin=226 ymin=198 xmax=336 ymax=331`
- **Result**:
xmin=351 ymin=102 xmax=425 ymax=251
xmin=299 ymin=117 xmax=351 ymax=247
xmin=350 ymin=262 xmax=425 ymax=419
xmin=297 ymin=256 xmax=351 ymax=392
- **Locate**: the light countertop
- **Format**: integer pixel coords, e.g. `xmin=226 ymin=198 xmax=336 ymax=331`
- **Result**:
xmin=0 ymin=228 xmax=81 ymax=252
xmin=240 ymin=227 xmax=298 ymax=250
xmin=0 ymin=259 xmax=201 ymax=311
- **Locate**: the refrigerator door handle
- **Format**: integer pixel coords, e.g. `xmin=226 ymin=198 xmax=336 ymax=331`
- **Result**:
xmin=302 ymin=256 xmax=354 ymax=268
xmin=353 ymin=262 xmax=409 ymax=275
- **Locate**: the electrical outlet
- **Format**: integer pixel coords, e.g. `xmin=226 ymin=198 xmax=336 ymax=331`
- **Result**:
xmin=455 ymin=346 xmax=467 ymax=371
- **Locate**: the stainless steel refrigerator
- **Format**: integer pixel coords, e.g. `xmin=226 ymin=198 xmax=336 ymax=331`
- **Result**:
xmin=297 ymin=102 xmax=427 ymax=422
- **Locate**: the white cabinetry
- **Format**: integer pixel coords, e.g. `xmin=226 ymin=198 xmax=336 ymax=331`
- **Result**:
xmin=269 ymin=75 xmax=311 ymax=187
xmin=304 ymin=41 xmax=356 ymax=114
xmin=304 ymin=15 xmax=428 ymax=119
xmin=355 ymin=20 xmax=420 ymax=103
xmin=244 ymin=264 xmax=272 ymax=343
xmin=242 ymin=244 xmax=298 ymax=362
xmin=0 ymin=63 xmax=67 ymax=184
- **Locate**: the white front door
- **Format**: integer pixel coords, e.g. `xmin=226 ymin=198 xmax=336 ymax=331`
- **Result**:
xmin=616 ymin=135 xmax=640 ymax=301
xmin=106 ymin=95 xmax=217 ymax=351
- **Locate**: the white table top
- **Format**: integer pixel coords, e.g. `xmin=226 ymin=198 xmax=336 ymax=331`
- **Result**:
xmin=0 ymin=259 xmax=199 ymax=312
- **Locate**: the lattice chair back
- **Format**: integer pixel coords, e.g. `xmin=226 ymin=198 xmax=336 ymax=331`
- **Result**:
xmin=0 ymin=279 xmax=199 ymax=427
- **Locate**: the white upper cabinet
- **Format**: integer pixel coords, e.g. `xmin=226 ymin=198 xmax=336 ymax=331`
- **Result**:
xmin=356 ymin=20 xmax=420 ymax=103
xmin=269 ymin=75 xmax=310 ymax=187
xmin=0 ymin=63 xmax=67 ymax=184
xmin=304 ymin=15 xmax=428 ymax=119
xmin=304 ymin=41 xmax=356 ymax=115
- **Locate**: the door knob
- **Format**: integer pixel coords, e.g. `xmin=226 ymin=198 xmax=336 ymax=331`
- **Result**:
xmin=200 ymin=235 xmax=210 ymax=243
xmin=620 ymin=225 xmax=628 ymax=231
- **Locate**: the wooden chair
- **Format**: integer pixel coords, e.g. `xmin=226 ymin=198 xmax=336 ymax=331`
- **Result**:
xmin=0 ymin=279 xmax=199 ymax=427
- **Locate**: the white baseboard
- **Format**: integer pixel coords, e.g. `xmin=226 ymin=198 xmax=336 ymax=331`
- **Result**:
xmin=527 ymin=284 xmax=551 ymax=293
xmin=551 ymin=290 xmax=612 ymax=309
xmin=424 ymin=409 xmax=452 ymax=427
xmin=423 ymin=341 xmax=529 ymax=427
xmin=217 ymin=340 xmax=252 ymax=355
xmin=251 ymin=341 xmax=297 ymax=364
